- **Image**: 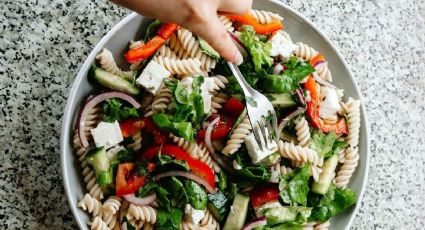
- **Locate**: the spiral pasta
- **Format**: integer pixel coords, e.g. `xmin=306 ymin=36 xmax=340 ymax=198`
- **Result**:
xmin=126 ymin=204 xmax=157 ymax=224
xmin=200 ymin=209 xmax=220 ymax=230
xmin=168 ymin=33 xmax=191 ymax=59
xmin=180 ymin=220 xmax=209 ymax=230
xmin=295 ymin=117 xmax=311 ymax=147
xmin=96 ymin=48 xmax=133 ymax=79
xmin=278 ymin=141 xmax=322 ymax=167
xmin=250 ymin=9 xmax=283 ymax=24
xmin=295 ymin=42 xmax=318 ymax=61
xmin=144 ymin=85 xmax=172 ymax=117
xmin=219 ymin=15 xmax=235 ymax=32
xmin=210 ymin=75 xmax=229 ymax=95
xmin=153 ymin=56 xmax=202 ymax=75
xmin=335 ymin=146 xmax=359 ymax=188
xmin=211 ymin=92 xmax=229 ymax=113
xmin=269 ymin=163 xmax=291 ymax=183
xmin=315 ymin=62 xmax=332 ymax=82
xmin=102 ymin=213 xmax=118 ymax=229
xmin=156 ymin=45 xmax=178 ymax=59
xmin=126 ymin=131 xmax=142 ymax=152
xmin=78 ymin=193 xmax=103 ymax=217
xmin=222 ymin=116 xmax=252 ymax=155
xmin=102 ymin=196 xmax=122 ymax=217
xmin=343 ymin=98 xmax=361 ymax=147
xmin=90 ymin=216 xmax=110 ymax=230
xmin=177 ymin=28 xmax=217 ymax=71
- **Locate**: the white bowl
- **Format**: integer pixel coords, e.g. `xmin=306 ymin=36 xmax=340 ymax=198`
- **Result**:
xmin=60 ymin=1 xmax=370 ymax=229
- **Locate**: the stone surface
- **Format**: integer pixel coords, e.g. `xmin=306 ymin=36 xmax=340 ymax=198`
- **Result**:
xmin=1 ymin=0 xmax=424 ymax=229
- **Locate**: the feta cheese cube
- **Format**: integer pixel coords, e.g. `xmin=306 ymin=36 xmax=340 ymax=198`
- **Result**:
xmin=136 ymin=60 xmax=170 ymax=95
xmin=90 ymin=121 xmax=123 ymax=149
xmin=201 ymin=77 xmax=216 ymax=92
xmin=270 ymin=32 xmax=296 ymax=60
xmin=244 ymin=130 xmax=278 ymax=163
xmin=184 ymin=204 xmax=205 ymax=225
xmin=254 ymin=201 xmax=282 ymax=217
xmin=319 ymin=87 xmax=341 ymax=120
xmin=201 ymin=90 xmax=212 ymax=113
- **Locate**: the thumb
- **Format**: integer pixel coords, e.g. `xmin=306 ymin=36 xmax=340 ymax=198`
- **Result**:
xmin=192 ymin=15 xmax=243 ymax=65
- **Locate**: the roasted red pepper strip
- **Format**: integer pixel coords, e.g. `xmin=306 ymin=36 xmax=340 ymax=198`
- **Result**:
xmin=141 ymin=145 xmax=215 ymax=191
xmin=120 ymin=117 xmax=166 ymax=144
xmin=125 ymin=36 xmax=165 ymax=63
xmin=310 ymin=53 xmax=326 ymax=67
xmin=157 ymin=23 xmax=179 ymax=39
xmin=304 ymin=76 xmax=348 ymax=134
xmin=116 ymin=162 xmax=154 ymax=196
xmin=249 ymin=184 xmax=279 ymax=207
xmin=227 ymin=13 xmax=284 ymax=34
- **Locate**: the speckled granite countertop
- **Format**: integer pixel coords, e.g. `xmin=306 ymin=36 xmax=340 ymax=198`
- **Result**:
xmin=1 ymin=0 xmax=424 ymax=229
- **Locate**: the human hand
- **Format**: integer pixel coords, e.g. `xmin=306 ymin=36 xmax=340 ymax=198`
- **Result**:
xmin=111 ymin=0 xmax=252 ymax=64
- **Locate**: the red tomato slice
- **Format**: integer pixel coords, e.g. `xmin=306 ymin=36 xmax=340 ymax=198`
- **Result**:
xmin=222 ymin=97 xmax=245 ymax=118
xmin=141 ymin=145 xmax=215 ymax=191
xmin=116 ymin=163 xmax=146 ymax=196
xmin=250 ymin=184 xmax=280 ymax=207
xmin=120 ymin=117 xmax=166 ymax=144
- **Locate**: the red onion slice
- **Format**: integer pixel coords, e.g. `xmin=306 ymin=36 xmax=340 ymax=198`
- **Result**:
xmin=205 ymin=116 xmax=220 ymax=154
xmin=312 ymin=72 xmax=336 ymax=89
xmin=228 ymin=32 xmax=249 ymax=58
xmin=312 ymin=60 xmax=325 ymax=68
xmin=272 ymin=63 xmax=284 ymax=75
xmin=123 ymin=192 xmax=156 ymax=206
xmin=78 ymin=91 xmax=141 ymax=147
xmin=242 ymin=217 xmax=267 ymax=230
xmin=295 ymin=88 xmax=306 ymax=106
xmin=153 ymin=171 xmax=215 ymax=193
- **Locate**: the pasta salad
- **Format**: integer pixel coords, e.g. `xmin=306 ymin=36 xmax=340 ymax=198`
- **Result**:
xmin=73 ymin=9 xmax=361 ymax=230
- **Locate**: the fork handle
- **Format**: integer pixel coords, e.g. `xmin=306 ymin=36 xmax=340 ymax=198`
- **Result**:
xmin=227 ymin=62 xmax=253 ymax=97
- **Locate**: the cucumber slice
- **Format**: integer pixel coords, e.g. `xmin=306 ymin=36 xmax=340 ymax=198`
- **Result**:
xmin=93 ymin=67 xmax=140 ymax=95
xmin=223 ymin=193 xmax=250 ymax=230
xmin=266 ymin=93 xmax=296 ymax=108
xmin=312 ymin=154 xmax=339 ymax=194
xmin=198 ymin=36 xmax=220 ymax=59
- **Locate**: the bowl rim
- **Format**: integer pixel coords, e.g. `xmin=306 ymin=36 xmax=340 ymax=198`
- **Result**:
xmin=60 ymin=2 xmax=370 ymax=229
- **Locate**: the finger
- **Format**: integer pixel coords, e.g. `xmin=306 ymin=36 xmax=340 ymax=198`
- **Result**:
xmin=190 ymin=15 xmax=243 ymax=64
xmin=218 ymin=0 xmax=252 ymax=14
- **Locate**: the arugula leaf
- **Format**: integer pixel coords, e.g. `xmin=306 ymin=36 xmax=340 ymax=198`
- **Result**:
xmin=102 ymin=98 xmax=139 ymax=122
xmin=279 ymin=164 xmax=311 ymax=206
xmin=308 ymin=185 xmax=357 ymax=222
xmin=155 ymin=207 xmax=183 ymax=230
xmin=144 ymin=19 xmax=162 ymax=41
xmin=152 ymin=113 xmax=195 ymax=141
xmin=309 ymin=131 xmax=338 ymax=158
xmin=239 ymin=25 xmax=273 ymax=72
xmin=184 ymin=180 xmax=208 ymax=210
xmin=137 ymin=181 xmax=158 ymax=197
xmin=198 ymin=36 xmax=220 ymax=59
xmin=236 ymin=165 xmax=271 ymax=181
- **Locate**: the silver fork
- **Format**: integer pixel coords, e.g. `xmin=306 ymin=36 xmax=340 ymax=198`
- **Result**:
xmin=228 ymin=62 xmax=278 ymax=151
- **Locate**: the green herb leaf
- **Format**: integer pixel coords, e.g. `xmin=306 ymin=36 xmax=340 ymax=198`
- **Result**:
xmin=156 ymin=154 xmax=190 ymax=171
xmin=239 ymin=25 xmax=273 ymax=72
xmin=217 ymin=171 xmax=228 ymax=192
xmin=246 ymin=96 xmax=257 ymax=107
xmin=155 ymin=207 xmax=183 ymax=230
xmin=279 ymin=164 xmax=311 ymax=206
xmin=236 ymin=165 xmax=271 ymax=181
xmin=144 ymin=19 xmax=162 ymax=41
xmin=155 ymin=186 xmax=172 ymax=211
xmin=308 ymin=185 xmax=357 ymax=222
xmin=161 ymin=177 xmax=188 ymax=208
xmin=136 ymin=159 xmax=150 ymax=176
xmin=152 ymin=113 xmax=195 ymax=141
xmin=309 ymin=130 xmax=338 ymax=158
xmin=102 ymin=98 xmax=139 ymax=122
xmin=261 ymin=206 xmax=312 ymax=226
xmin=184 ymin=180 xmax=208 ymax=210
xmin=137 ymin=181 xmax=158 ymax=198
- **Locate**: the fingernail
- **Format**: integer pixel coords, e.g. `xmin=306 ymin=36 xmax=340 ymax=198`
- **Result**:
xmin=234 ymin=51 xmax=243 ymax=65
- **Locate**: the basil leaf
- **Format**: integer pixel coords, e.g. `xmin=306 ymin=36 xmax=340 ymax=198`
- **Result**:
xmin=155 ymin=207 xmax=183 ymax=230
xmin=136 ymin=181 xmax=157 ymax=198
xmin=161 ymin=177 xmax=188 ymax=208
xmin=156 ymin=154 xmax=190 ymax=171
xmin=184 ymin=180 xmax=208 ymax=210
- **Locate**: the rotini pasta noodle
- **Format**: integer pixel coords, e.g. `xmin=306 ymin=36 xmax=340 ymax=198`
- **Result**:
xmin=156 ymin=44 xmax=178 ymax=59
xmin=200 ymin=209 xmax=220 ymax=230
xmin=126 ymin=204 xmax=157 ymax=224
xmin=89 ymin=216 xmax=110 ymax=230
xmin=295 ymin=117 xmax=311 ymax=147
xmin=96 ymin=48 xmax=133 ymax=79
xmin=315 ymin=62 xmax=332 ymax=82
xmin=335 ymin=147 xmax=359 ymax=188
xmin=278 ymin=141 xmax=322 ymax=167
xmin=222 ymin=116 xmax=252 ymax=155
xmin=295 ymin=42 xmax=318 ymax=61
xmin=144 ymin=85 xmax=172 ymax=117
xmin=126 ymin=131 xmax=142 ymax=152
xmin=169 ymin=33 xmax=190 ymax=59
xmin=153 ymin=56 xmax=202 ymax=75
xmin=78 ymin=193 xmax=103 ymax=217
xmin=219 ymin=15 xmax=235 ymax=32
xmin=177 ymin=28 xmax=217 ymax=71
xmin=102 ymin=196 xmax=122 ymax=217
xmin=211 ymin=92 xmax=229 ymax=113
xmin=343 ymin=98 xmax=361 ymax=147
xmin=250 ymin=9 xmax=283 ymax=24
